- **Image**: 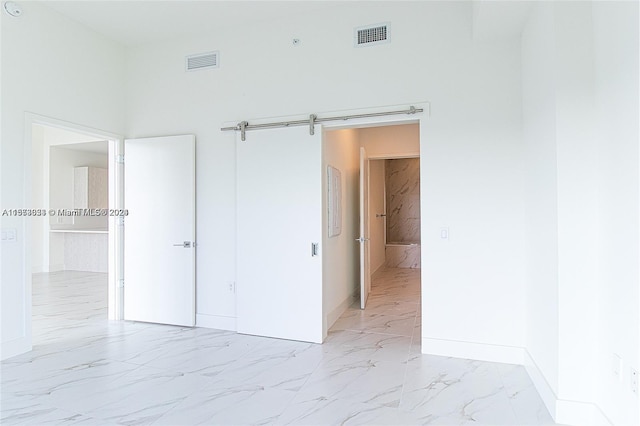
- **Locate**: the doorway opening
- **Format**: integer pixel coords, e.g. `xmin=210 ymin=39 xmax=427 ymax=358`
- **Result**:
xmin=26 ymin=114 xmax=123 ymax=349
xmin=367 ymin=155 xmax=422 ymax=293
xmin=230 ymin=102 xmax=427 ymax=345
xmin=323 ymin=121 xmax=422 ymax=353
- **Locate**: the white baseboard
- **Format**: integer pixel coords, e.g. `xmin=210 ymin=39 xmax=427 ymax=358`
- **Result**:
xmin=371 ymin=262 xmax=385 ymax=276
xmin=196 ymin=314 xmax=236 ymax=331
xmin=523 ymin=350 xmax=557 ymax=420
xmin=1 ymin=336 xmax=31 ymax=361
xmin=32 ymin=265 xmax=44 ymax=274
xmin=421 ymin=337 xmax=525 ymax=365
xmin=524 ymin=350 xmax=612 ymax=426
xmin=325 ymin=292 xmax=358 ymax=333
xmin=48 ymin=264 xmax=65 ymax=272
xmin=556 ymin=399 xmax=611 ymax=426
xmin=422 ymin=339 xmax=611 ymax=425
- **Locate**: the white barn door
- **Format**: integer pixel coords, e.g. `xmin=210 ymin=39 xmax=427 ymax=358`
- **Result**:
xmin=236 ymin=126 xmax=323 ymax=343
xmin=124 ymin=135 xmax=196 ymax=327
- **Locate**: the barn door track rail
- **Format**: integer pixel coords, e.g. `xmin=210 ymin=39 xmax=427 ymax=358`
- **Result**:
xmin=221 ymin=106 xmax=423 ymax=141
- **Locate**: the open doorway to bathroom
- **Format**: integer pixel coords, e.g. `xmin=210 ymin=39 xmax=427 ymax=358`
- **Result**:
xmin=367 ymin=156 xmax=422 ymax=279
xmin=359 ymin=155 xmax=421 ymax=342
xmin=325 ymin=122 xmax=422 ymax=355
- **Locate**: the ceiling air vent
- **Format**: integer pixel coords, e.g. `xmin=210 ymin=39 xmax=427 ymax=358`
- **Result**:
xmin=185 ymin=51 xmax=219 ymax=71
xmin=355 ymin=23 xmax=390 ymax=47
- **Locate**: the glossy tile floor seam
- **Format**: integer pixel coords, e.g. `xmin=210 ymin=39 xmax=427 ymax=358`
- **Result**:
xmin=1 ymin=269 xmax=557 ymax=425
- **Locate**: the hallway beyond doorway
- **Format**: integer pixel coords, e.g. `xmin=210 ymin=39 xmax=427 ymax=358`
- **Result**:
xmin=330 ymin=268 xmax=420 ymax=345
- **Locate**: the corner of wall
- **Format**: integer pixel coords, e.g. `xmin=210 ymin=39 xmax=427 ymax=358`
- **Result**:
xmin=0 ymin=338 xmax=32 ymax=361
xmin=524 ymin=348 xmax=612 ymax=426
xmin=523 ymin=349 xmax=557 ymax=421
xmin=325 ymin=290 xmax=358 ymax=333
xmin=555 ymin=400 xmax=612 ymax=426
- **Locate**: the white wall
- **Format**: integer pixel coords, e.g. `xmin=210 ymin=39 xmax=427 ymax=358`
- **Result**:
xmin=417 ymin=44 xmax=525 ymax=358
xmin=125 ymin=2 xmax=525 ymax=359
xmin=368 ymin=160 xmax=386 ymax=274
xmin=1 ymin=3 xmax=125 ymax=359
xmin=592 ymin=2 xmax=639 ymax=425
xmin=359 ymin=124 xmax=419 ymax=158
xmin=322 ymin=129 xmax=360 ymax=331
xmin=522 ymin=2 xmax=640 ymax=424
xmin=31 ymin=126 xmax=46 ymax=273
xmin=554 ymin=3 xmax=600 ymax=409
xmin=521 ymin=0 xmax=560 ymax=401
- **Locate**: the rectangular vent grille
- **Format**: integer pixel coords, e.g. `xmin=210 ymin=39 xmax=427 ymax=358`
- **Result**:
xmin=355 ymin=23 xmax=390 ymax=47
xmin=186 ymin=51 xmax=219 ymax=71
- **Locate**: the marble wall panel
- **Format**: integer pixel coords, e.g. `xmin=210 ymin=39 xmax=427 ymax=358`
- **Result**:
xmin=385 ymin=245 xmax=421 ymax=269
xmin=386 ymin=158 xmax=420 ymax=244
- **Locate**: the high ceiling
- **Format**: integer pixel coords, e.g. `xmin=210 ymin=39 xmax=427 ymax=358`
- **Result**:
xmin=39 ymin=1 xmax=531 ymax=47
xmin=41 ymin=1 xmax=346 ymax=46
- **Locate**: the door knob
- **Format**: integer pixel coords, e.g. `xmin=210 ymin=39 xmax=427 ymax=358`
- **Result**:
xmin=173 ymin=241 xmax=192 ymax=248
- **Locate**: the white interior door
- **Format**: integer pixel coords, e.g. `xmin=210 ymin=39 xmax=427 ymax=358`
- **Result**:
xmin=124 ymin=135 xmax=195 ymax=326
xmin=236 ymin=126 xmax=323 ymax=343
xmin=359 ymin=147 xmax=371 ymax=309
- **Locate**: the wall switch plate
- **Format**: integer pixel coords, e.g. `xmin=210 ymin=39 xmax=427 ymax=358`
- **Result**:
xmin=631 ymin=368 xmax=638 ymax=394
xmin=1 ymin=228 xmax=17 ymax=243
xmin=440 ymin=227 xmax=449 ymax=240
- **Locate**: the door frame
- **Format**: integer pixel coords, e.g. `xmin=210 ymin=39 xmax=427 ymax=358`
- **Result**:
xmin=320 ymin=102 xmax=428 ymax=330
xmin=365 ymin=153 xmax=421 ymax=298
xmin=359 ymin=146 xmax=371 ymax=310
xmin=23 ymin=113 xmax=124 ymax=333
xmin=368 ymin=153 xmax=420 ymax=248
xmin=223 ymin=102 xmax=428 ymax=341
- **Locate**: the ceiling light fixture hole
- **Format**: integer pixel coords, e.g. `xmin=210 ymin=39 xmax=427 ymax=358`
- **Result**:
xmin=3 ymin=1 xmax=22 ymax=17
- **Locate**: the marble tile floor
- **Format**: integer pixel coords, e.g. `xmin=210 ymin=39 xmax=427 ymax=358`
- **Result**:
xmin=1 ymin=269 xmax=557 ymax=425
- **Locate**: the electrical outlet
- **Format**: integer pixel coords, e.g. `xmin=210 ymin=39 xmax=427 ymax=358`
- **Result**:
xmin=631 ymin=368 xmax=638 ymax=394
xmin=613 ymin=354 xmax=623 ymax=381
xmin=227 ymin=281 xmax=236 ymax=293
xmin=1 ymin=228 xmax=17 ymax=243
